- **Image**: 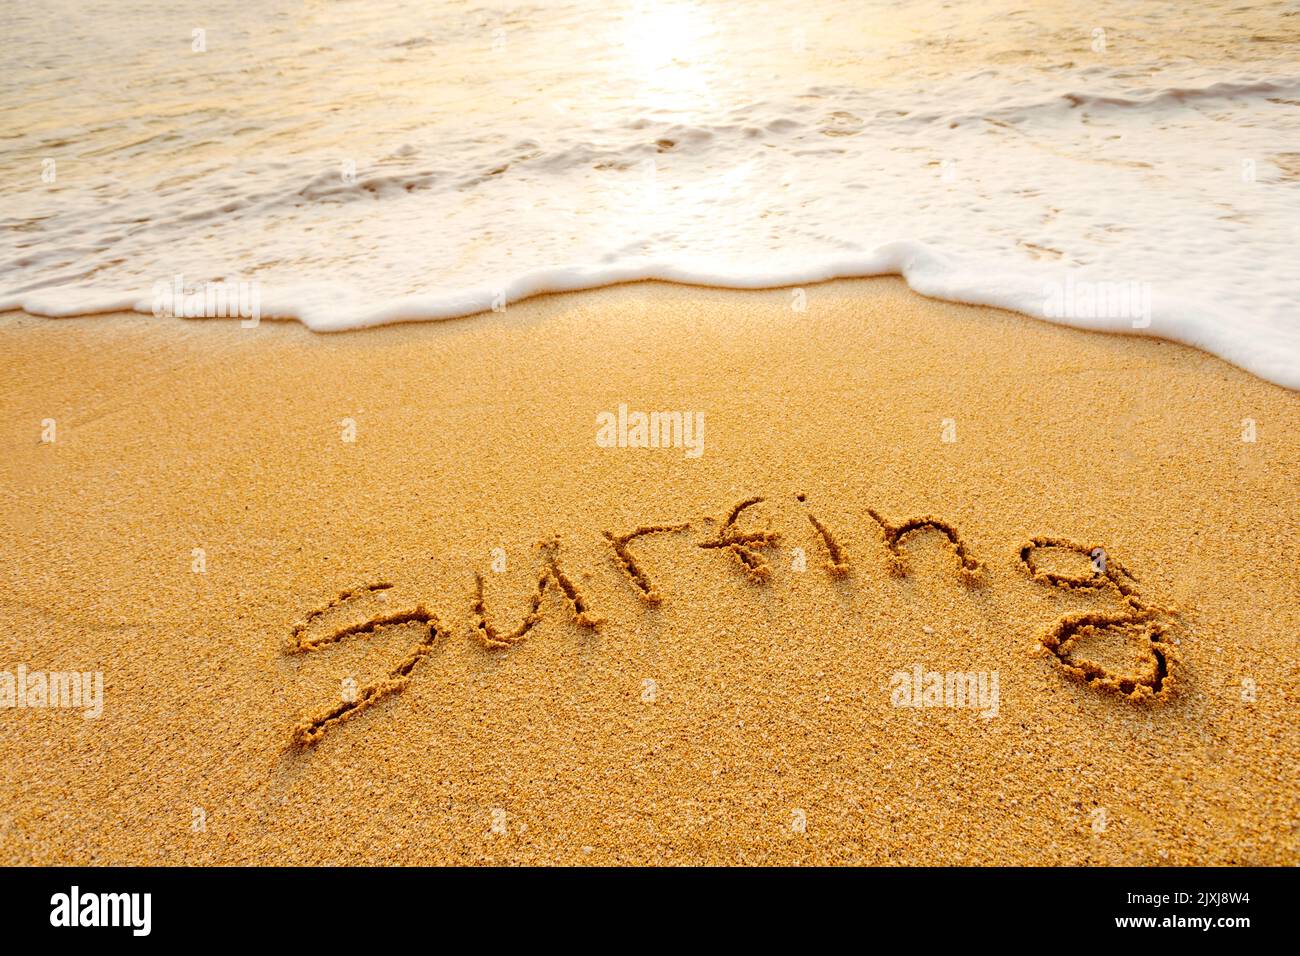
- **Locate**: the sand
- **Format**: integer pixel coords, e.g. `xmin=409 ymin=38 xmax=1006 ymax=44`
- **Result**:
xmin=0 ymin=277 xmax=1295 ymax=865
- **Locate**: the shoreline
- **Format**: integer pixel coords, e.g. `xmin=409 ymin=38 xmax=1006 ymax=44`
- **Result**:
xmin=8 ymin=257 xmax=1299 ymax=390
xmin=1 ymin=277 xmax=1296 ymax=864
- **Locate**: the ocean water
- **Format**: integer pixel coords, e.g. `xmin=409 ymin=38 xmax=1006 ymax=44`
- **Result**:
xmin=2 ymin=0 xmax=1298 ymax=387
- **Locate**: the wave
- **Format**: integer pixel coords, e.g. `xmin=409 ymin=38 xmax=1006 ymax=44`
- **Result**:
xmin=5 ymin=240 xmax=1297 ymax=390
xmin=4 ymin=70 xmax=1298 ymax=390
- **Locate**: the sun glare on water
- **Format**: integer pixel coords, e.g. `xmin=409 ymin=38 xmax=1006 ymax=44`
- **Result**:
xmin=615 ymin=0 xmax=722 ymax=113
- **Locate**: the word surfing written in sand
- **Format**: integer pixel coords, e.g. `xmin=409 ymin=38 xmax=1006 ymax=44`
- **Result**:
xmin=284 ymin=494 xmax=1180 ymax=748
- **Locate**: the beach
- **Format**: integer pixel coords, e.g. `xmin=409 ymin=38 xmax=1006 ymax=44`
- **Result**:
xmin=1 ymin=278 xmax=1295 ymax=864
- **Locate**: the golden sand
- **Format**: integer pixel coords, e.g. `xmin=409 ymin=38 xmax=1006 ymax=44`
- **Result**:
xmin=0 ymin=278 xmax=1296 ymax=864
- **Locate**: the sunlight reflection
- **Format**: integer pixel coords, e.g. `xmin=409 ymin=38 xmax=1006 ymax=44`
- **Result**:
xmin=616 ymin=0 xmax=721 ymax=112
